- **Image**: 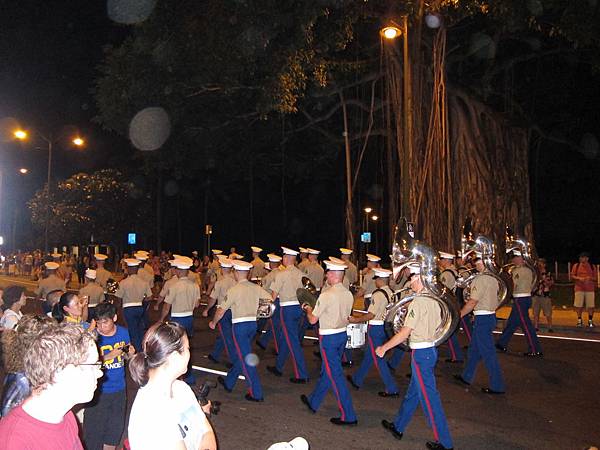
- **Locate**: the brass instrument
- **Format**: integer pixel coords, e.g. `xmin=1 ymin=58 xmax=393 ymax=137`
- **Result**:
xmin=505 ymin=231 xmax=538 ymax=292
xmin=384 ymin=219 xmax=460 ymax=350
xmin=296 ymin=276 xmax=318 ymax=309
xmin=256 ymin=297 xmax=275 ymax=319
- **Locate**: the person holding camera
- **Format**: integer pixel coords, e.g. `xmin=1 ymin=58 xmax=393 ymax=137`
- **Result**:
xmin=83 ymin=302 xmax=134 ymax=450
xmin=128 ymin=321 xmax=216 ymax=450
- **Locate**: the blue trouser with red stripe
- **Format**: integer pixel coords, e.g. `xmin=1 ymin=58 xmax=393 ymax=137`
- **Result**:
xmin=123 ymin=306 xmax=144 ymax=352
xmin=497 ymin=296 xmax=542 ymax=353
xmin=210 ymin=310 xmax=235 ymax=362
xmin=460 ymin=314 xmax=473 ymax=343
xmin=275 ymin=304 xmax=308 ymax=379
xmin=446 ymin=330 xmax=464 ymax=361
xmin=351 ymin=324 xmax=399 ymax=394
xmin=394 ymin=347 xmax=453 ymax=449
xmin=170 ymin=314 xmax=196 ymax=385
xmin=224 ymin=320 xmax=264 ymax=400
xmin=307 ymin=332 xmax=357 ymax=422
xmin=463 ymin=313 xmax=505 ymax=392
xmin=258 ymin=299 xmax=281 ymax=353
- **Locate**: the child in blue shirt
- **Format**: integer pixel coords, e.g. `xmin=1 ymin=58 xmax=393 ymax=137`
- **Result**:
xmin=83 ymin=302 xmax=134 ymax=450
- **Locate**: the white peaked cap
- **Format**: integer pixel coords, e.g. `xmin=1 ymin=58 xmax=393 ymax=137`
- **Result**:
xmin=324 ymin=259 xmax=347 ymax=271
xmin=85 ymin=269 xmax=97 ymax=279
xmin=216 ymin=254 xmax=228 ymax=261
xmin=124 ymin=258 xmax=141 ymax=267
xmin=509 ymin=250 xmax=522 ymax=256
xmin=174 ymin=259 xmax=193 ymax=270
xmin=281 ymin=247 xmax=299 ymax=256
xmin=366 ymin=254 xmax=381 ymax=262
xmin=45 ymin=262 xmax=59 ymax=270
xmin=340 ymin=248 xmax=353 ymax=255
xmin=307 ymin=248 xmax=320 ymax=255
xmin=233 ymin=260 xmax=253 ymax=271
xmin=134 ymin=252 xmax=148 ymax=261
xmin=94 ymin=253 xmax=108 ymax=261
xmin=373 ymin=268 xmax=392 ymax=278
xmin=267 ymin=253 xmax=282 ymax=262
xmin=220 ymin=258 xmax=234 ymax=268
xmin=328 ymin=256 xmax=346 ymax=265
xmin=265 ymin=262 xmax=272 ymax=271
xmin=251 ymin=246 xmax=263 ymax=253
xmin=212 ymin=249 xmax=223 ymax=255
xmin=298 ymin=247 xmax=308 ymax=253
xmin=408 ymin=263 xmax=421 ymax=274
xmin=439 ymin=251 xmax=455 ymax=260
xmin=51 ymin=253 xmax=62 ymax=258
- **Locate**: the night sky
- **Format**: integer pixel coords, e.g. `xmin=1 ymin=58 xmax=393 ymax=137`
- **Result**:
xmin=0 ymin=1 xmax=598 ymax=262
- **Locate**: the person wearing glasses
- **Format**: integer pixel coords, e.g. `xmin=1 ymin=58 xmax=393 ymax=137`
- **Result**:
xmin=0 ymin=323 xmax=102 ymax=449
xmin=128 ymin=321 xmax=216 ymax=450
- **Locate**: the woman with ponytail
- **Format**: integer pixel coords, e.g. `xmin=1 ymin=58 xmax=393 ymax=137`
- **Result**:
xmin=51 ymin=292 xmax=90 ymax=326
xmin=127 ymin=321 xmax=216 ymax=450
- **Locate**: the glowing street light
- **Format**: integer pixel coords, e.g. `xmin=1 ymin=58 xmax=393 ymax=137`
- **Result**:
xmin=364 ymin=207 xmax=373 ymax=214
xmin=14 ymin=129 xmax=28 ymax=140
xmin=371 ymin=215 xmax=379 ymax=221
xmin=72 ymin=137 xmax=85 ymax=146
xmin=380 ymin=25 xmax=402 ymax=40
xmin=19 ymin=168 xmax=28 ymax=174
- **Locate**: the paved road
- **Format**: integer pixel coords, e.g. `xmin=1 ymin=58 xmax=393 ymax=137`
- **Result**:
xmin=2 ymin=277 xmax=600 ymax=449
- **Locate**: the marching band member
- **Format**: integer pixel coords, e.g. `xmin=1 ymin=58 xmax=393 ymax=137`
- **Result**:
xmin=438 ymin=252 xmax=464 ymax=363
xmin=267 ymin=247 xmax=309 ymax=383
xmin=78 ymin=269 xmax=105 ymax=321
xmin=256 ymin=254 xmax=283 ymax=353
xmin=387 ymin=265 xmax=412 ymax=371
xmin=249 ymin=246 xmax=267 ymax=280
xmin=347 ymin=268 xmax=399 ymax=397
xmin=377 ymin=264 xmax=454 ymax=450
xmin=454 ymin=256 xmax=506 ymax=394
xmin=93 ymin=253 xmax=112 ymax=291
xmin=297 ymin=248 xmax=310 ymax=271
xmin=300 ymin=259 xmax=358 ymax=426
xmin=496 ymin=251 xmax=543 ymax=356
xmin=210 ymin=260 xmax=271 ymax=402
xmin=339 ymin=248 xmax=358 ymax=285
xmin=36 ymin=262 xmax=67 ymax=301
xmin=207 ymin=258 xmax=237 ymax=365
xmin=360 ymin=254 xmax=381 ymax=301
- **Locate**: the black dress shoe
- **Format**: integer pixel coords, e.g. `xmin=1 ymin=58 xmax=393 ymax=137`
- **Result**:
xmin=330 ymin=417 xmax=357 ymax=426
xmin=523 ymin=351 xmax=543 ymax=357
xmin=381 ymin=419 xmax=403 ymax=440
xmin=495 ymin=344 xmax=507 ymax=353
xmin=378 ymin=391 xmax=400 ymax=398
xmin=300 ymin=394 xmax=316 ymax=413
xmin=453 ymin=374 xmax=470 ymax=386
xmin=346 ymin=375 xmax=360 ymax=390
xmin=207 ymin=354 xmax=219 ymax=364
xmin=256 ymin=340 xmax=267 ymax=351
xmin=245 ymin=393 xmax=264 ymax=402
xmin=426 ymin=441 xmax=453 ymax=450
xmin=290 ymin=377 xmax=309 ymax=384
xmin=217 ymin=376 xmax=232 ymax=393
xmin=266 ymin=365 xmax=283 ymax=377
xmin=445 ymin=358 xmax=464 ymax=364
xmin=481 ymin=387 xmax=505 ymax=395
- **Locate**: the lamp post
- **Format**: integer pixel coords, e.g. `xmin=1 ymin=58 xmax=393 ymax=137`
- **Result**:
xmin=13 ymin=129 xmax=85 ymax=252
xmin=364 ymin=207 xmax=373 ymax=256
xmin=371 ymin=215 xmax=379 ymax=256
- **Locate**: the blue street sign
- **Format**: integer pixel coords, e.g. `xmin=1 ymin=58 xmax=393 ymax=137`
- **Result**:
xmin=128 ymin=233 xmax=136 ymax=245
xmin=361 ymin=232 xmax=371 ymax=243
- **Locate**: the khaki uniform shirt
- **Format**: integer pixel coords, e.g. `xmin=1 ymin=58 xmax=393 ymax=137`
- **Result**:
xmin=271 ymin=265 xmax=305 ymax=303
xmin=368 ymin=285 xmax=393 ymax=321
xmin=219 ymin=280 xmax=271 ymax=320
xmin=95 ymin=267 xmax=112 ymax=290
xmin=362 ymin=269 xmax=376 ymax=297
xmin=79 ymin=282 xmax=105 ymax=307
xmin=115 ymin=274 xmax=152 ymax=306
xmin=344 ymin=260 xmax=358 ymax=285
xmin=404 ymin=295 xmax=442 ymax=346
xmin=470 ymin=273 xmax=500 ymax=312
xmin=165 ymin=277 xmax=200 ymax=316
xmin=512 ymin=265 xmax=534 ymax=296
xmin=297 ymin=259 xmax=310 ymax=272
xmin=439 ymin=266 xmax=458 ymax=292
xmin=212 ymin=273 xmax=237 ymax=306
xmin=159 ymin=275 xmax=179 ymax=298
xmin=261 ymin=267 xmax=282 ymax=294
xmin=36 ymin=274 xmax=66 ymax=299
xmin=303 ymin=261 xmax=324 ymax=289
xmin=138 ymin=264 xmax=154 ymax=288
xmin=250 ymin=258 xmax=267 ymax=280
xmin=313 ymin=283 xmax=354 ymax=332
xmin=322 ymin=277 xmax=350 ymax=293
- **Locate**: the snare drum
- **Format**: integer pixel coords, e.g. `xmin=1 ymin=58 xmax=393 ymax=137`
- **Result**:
xmin=345 ymin=323 xmax=367 ymax=349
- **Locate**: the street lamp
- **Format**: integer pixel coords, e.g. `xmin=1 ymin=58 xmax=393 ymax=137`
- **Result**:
xmin=13 ymin=128 xmax=86 ymax=252
xmin=19 ymin=168 xmax=28 ymax=174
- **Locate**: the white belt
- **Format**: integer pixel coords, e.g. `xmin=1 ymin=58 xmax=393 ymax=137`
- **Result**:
xmin=410 ymin=341 xmax=435 ymax=349
xmin=364 ymin=293 xmax=372 ymax=299
xmin=171 ymin=312 xmax=193 ymax=318
xmin=319 ymin=327 xmax=347 ymax=336
xmin=368 ymin=320 xmax=384 ymax=326
xmin=513 ymin=293 xmax=531 ymax=298
xmin=232 ymin=316 xmax=257 ymax=324
xmin=123 ymin=303 xmax=142 ymax=308
xmin=473 ymin=310 xmax=495 ymax=316
xmin=280 ymin=300 xmax=300 ymax=307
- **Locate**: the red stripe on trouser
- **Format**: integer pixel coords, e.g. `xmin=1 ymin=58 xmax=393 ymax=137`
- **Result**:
xmin=367 ymin=327 xmax=383 ymax=378
xmin=269 ymin=318 xmax=279 ymax=353
xmin=514 ymin=299 xmax=535 ymax=350
xmin=232 ymin=324 xmax=253 ymax=397
xmin=448 ymin=338 xmax=457 ymax=360
xmin=218 ymin=323 xmax=229 ymax=358
xmin=461 ymin=317 xmax=472 ymax=341
xmin=279 ymin=306 xmax=299 ymax=378
xmin=320 ymin=336 xmax=345 ymax=421
xmin=412 ymin=352 xmax=440 ymax=442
